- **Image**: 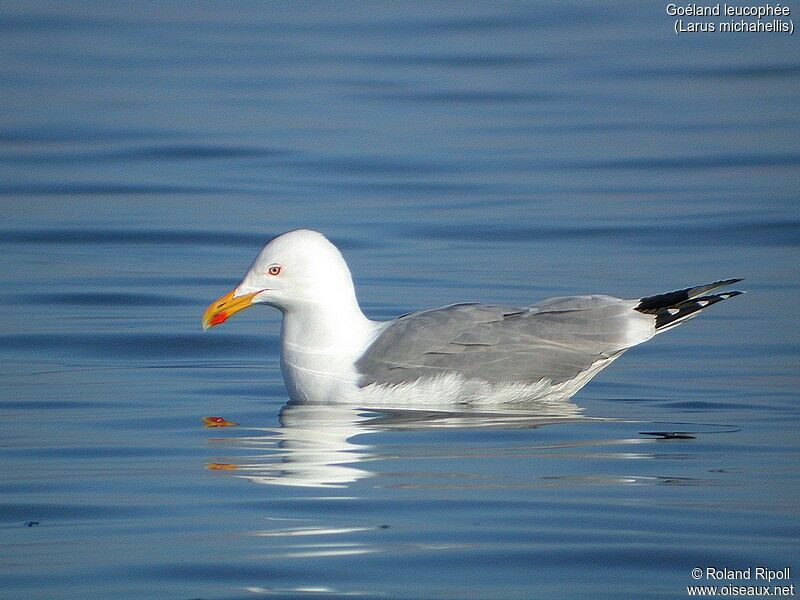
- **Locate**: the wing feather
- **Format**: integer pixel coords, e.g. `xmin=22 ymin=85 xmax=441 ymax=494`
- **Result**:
xmin=355 ymin=297 xmax=652 ymax=387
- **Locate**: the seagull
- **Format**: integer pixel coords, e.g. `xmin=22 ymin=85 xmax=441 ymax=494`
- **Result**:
xmin=203 ymin=229 xmax=742 ymax=405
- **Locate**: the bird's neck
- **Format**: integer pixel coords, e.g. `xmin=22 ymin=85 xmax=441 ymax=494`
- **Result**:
xmin=279 ymin=299 xmax=382 ymax=401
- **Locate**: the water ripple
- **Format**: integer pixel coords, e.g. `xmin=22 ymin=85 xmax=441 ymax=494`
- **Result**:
xmin=8 ymin=291 xmax=188 ymax=307
xmin=606 ymin=64 xmax=800 ymax=80
xmin=0 ymin=144 xmax=288 ymax=164
xmin=0 ymin=228 xmax=368 ymax=249
xmin=560 ymin=153 xmax=800 ymax=171
xmin=0 ymin=228 xmax=270 ymax=247
xmin=0 ymin=126 xmax=183 ymax=143
xmin=365 ymin=90 xmax=564 ymax=104
xmin=0 ymin=183 xmax=229 ymax=195
xmin=0 ymin=332 xmax=278 ymax=359
xmin=0 ymin=502 xmax=148 ymax=522
xmin=390 ymin=219 xmax=800 ymax=247
xmin=355 ymin=53 xmax=568 ymax=68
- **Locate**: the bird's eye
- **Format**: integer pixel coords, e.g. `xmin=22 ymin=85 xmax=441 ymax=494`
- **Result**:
xmin=267 ymin=265 xmax=282 ymax=276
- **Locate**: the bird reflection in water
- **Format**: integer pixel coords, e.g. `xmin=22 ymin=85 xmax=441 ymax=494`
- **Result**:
xmin=206 ymin=397 xmax=590 ymax=488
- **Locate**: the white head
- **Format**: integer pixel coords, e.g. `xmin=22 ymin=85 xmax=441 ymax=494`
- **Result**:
xmin=203 ymin=229 xmax=359 ymax=329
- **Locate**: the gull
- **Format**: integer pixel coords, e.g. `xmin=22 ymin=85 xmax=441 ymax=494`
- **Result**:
xmin=203 ymin=229 xmax=742 ymax=405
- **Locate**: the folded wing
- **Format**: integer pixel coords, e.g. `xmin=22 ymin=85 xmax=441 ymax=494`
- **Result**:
xmin=355 ymin=296 xmax=654 ymax=387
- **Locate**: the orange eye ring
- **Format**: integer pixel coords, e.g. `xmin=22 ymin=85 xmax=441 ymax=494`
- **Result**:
xmin=267 ymin=265 xmax=282 ymax=276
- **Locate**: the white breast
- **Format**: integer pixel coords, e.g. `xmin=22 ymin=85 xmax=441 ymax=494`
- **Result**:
xmin=279 ymin=312 xmax=388 ymax=403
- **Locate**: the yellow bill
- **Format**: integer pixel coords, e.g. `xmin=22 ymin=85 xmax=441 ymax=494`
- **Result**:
xmin=202 ymin=289 xmax=260 ymax=330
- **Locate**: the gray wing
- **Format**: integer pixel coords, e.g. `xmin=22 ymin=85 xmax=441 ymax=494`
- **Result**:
xmin=355 ymin=296 xmax=653 ymax=387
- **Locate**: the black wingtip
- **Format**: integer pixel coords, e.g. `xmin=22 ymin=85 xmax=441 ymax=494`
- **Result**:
xmin=650 ymin=290 xmax=743 ymax=330
xmin=637 ymin=278 xmax=744 ymax=314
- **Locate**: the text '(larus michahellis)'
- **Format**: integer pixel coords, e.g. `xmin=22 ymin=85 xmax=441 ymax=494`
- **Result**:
xmin=203 ymin=229 xmax=742 ymax=404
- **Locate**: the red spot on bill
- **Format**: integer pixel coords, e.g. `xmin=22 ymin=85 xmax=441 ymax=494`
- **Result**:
xmin=210 ymin=311 xmax=228 ymax=326
xmin=203 ymin=416 xmax=238 ymax=428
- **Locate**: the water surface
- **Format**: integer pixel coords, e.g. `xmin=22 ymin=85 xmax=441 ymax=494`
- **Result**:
xmin=1 ymin=2 xmax=799 ymax=599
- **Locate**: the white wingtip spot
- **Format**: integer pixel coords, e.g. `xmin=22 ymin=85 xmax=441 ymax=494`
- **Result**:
xmin=667 ymin=308 xmax=679 ymax=316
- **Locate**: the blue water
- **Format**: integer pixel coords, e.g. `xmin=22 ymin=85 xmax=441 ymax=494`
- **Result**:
xmin=2 ymin=2 xmax=799 ymax=599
